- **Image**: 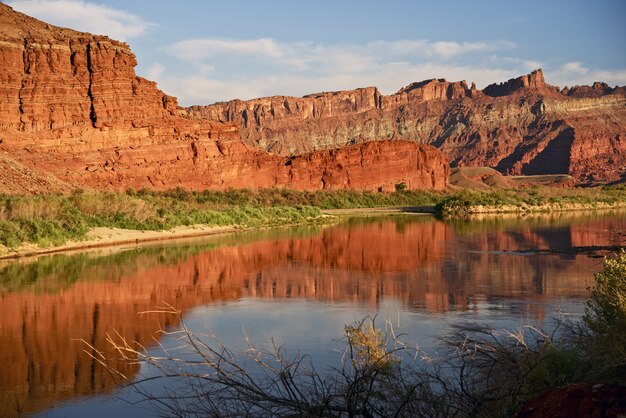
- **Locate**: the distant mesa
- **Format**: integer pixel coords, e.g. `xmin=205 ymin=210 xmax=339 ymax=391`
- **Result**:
xmin=0 ymin=3 xmax=624 ymax=194
xmin=483 ymin=69 xmax=554 ymax=97
xmin=190 ymin=66 xmax=626 ymax=184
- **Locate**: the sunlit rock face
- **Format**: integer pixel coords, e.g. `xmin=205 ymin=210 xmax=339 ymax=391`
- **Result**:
xmin=0 ymin=3 xmax=448 ymax=193
xmin=191 ymin=69 xmax=626 ymax=183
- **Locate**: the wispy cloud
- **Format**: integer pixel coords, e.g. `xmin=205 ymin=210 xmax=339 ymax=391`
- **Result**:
xmin=547 ymin=61 xmax=626 ymax=88
xmin=155 ymin=37 xmax=523 ymax=105
xmin=169 ymin=38 xmax=515 ymax=66
xmin=145 ymin=63 xmax=165 ymax=81
xmin=6 ymin=0 xmax=152 ymax=40
xmin=429 ymin=40 xmax=515 ymax=58
xmin=144 ymin=37 xmax=626 ymax=105
xmin=170 ymin=38 xmax=286 ymax=62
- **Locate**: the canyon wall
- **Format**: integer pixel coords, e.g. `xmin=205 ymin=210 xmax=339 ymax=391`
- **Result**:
xmin=0 ymin=4 xmax=448 ymax=193
xmin=2 ymin=3 xmax=623 ymax=189
xmin=65 ymin=139 xmax=449 ymax=192
xmin=190 ymin=70 xmax=626 ymax=183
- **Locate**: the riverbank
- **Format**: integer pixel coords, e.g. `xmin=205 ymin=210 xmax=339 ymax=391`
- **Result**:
xmin=1 ymin=186 xmax=625 ymax=259
xmin=436 ymin=186 xmax=626 ymax=216
xmin=0 ymin=207 xmax=437 ymax=260
xmin=0 ymin=225 xmax=240 ymax=260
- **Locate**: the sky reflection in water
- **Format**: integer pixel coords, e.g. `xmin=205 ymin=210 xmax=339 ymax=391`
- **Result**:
xmin=0 ymin=211 xmax=624 ymax=417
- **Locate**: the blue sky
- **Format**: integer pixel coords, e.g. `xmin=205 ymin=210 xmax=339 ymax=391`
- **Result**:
xmin=4 ymin=0 xmax=626 ymax=105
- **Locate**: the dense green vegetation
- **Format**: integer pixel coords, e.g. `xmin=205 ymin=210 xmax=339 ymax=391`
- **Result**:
xmin=0 ymin=189 xmax=329 ymax=249
xmin=436 ymin=185 xmax=626 ymax=216
xmin=1 ymin=185 xmax=625 ymax=250
xmin=0 ymin=188 xmax=442 ymax=249
xmin=584 ymin=249 xmax=626 ymax=360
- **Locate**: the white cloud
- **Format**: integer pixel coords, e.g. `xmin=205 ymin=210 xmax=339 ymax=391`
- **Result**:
xmin=170 ymin=38 xmax=514 ymax=66
xmin=430 ymin=40 xmax=514 ymax=58
xmin=547 ymin=62 xmax=626 ymax=88
xmin=145 ymin=63 xmax=165 ymax=81
xmin=146 ymin=37 xmax=626 ymax=106
xmin=170 ymin=38 xmax=285 ymax=62
xmin=6 ymin=0 xmax=152 ymax=40
xmin=153 ymin=37 xmax=526 ymax=105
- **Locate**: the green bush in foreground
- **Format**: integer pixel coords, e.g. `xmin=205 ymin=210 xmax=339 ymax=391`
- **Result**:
xmin=584 ymin=250 xmax=626 ymax=357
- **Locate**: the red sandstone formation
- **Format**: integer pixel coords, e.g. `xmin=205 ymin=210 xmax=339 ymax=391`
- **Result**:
xmin=0 ymin=4 xmax=448 ymax=193
xmin=190 ymin=70 xmax=626 ymax=184
xmin=3 ymin=3 xmax=622 ymax=189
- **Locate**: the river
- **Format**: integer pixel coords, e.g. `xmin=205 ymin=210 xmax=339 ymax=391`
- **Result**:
xmin=0 ymin=211 xmax=624 ymax=417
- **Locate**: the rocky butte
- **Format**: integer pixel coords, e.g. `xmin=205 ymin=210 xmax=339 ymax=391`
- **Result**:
xmin=0 ymin=3 xmax=448 ymax=193
xmin=190 ymin=70 xmax=626 ymax=184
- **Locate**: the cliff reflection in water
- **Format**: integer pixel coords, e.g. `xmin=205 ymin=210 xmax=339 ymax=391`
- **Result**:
xmin=0 ymin=212 xmax=624 ymax=416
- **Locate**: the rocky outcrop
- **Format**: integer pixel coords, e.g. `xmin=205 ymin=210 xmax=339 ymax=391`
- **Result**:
xmin=449 ymin=167 xmax=575 ymax=189
xmin=190 ymin=69 xmax=626 ymax=183
xmin=281 ymin=140 xmax=449 ymax=191
xmin=562 ymin=82 xmax=626 ymax=98
xmin=58 ymin=139 xmax=448 ymax=192
xmin=0 ymin=4 xmax=448 ymax=193
xmin=0 ymin=3 xmax=449 ymax=193
xmin=0 ymin=3 xmax=206 ymax=136
xmin=482 ymin=69 xmax=559 ymax=97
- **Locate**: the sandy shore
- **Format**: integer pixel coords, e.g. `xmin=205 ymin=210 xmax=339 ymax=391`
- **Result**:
xmin=0 ymin=225 xmax=240 ymax=260
xmin=0 ymin=206 xmax=437 ymax=261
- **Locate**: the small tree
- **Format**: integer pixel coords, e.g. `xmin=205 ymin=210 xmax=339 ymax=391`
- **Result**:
xmin=395 ymin=182 xmax=408 ymax=192
xmin=583 ymin=250 xmax=626 ymax=357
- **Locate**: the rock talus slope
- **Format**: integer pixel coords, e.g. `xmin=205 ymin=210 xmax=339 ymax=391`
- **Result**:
xmin=0 ymin=4 xmax=448 ymax=193
xmin=191 ymin=70 xmax=626 ymax=183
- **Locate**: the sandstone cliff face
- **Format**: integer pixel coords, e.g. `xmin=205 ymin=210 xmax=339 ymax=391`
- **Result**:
xmin=0 ymin=4 xmax=448 ymax=193
xmin=190 ymin=69 xmax=626 ymax=183
xmin=65 ymin=139 xmax=448 ymax=192
xmin=0 ymin=3 xmax=188 ymax=134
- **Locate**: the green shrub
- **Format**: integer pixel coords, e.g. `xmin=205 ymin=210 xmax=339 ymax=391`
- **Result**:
xmin=583 ymin=250 xmax=626 ymax=356
xmin=395 ymin=182 xmax=407 ymax=192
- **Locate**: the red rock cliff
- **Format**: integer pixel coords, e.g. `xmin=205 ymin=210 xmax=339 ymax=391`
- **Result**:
xmin=0 ymin=4 xmax=449 ymax=192
xmin=190 ymin=69 xmax=626 ymax=183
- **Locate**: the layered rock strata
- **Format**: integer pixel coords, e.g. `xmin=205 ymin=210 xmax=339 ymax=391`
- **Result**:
xmin=40 ymin=138 xmax=448 ymax=191
xmin=190 ymin=70 xmax=626 ymax=183
xmin=0 ymin=4 xmax=448 ymax=193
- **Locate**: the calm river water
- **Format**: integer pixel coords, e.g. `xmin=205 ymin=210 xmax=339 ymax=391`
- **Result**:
xmin=1 ymin=211 xmax=625 ymax=417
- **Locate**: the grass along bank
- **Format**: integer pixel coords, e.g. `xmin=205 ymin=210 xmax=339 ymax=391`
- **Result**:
xmin=436 ymin=185 xmax=626 ymax=216
xmin=1 ymin=186 xmax=625 ymax=253
xmin=0 ymin=188 xmax=444 ymax=253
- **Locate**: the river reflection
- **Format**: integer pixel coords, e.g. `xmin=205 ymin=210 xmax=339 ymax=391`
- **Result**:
xmin=0 ymin=211 xmax=624 ymax=417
